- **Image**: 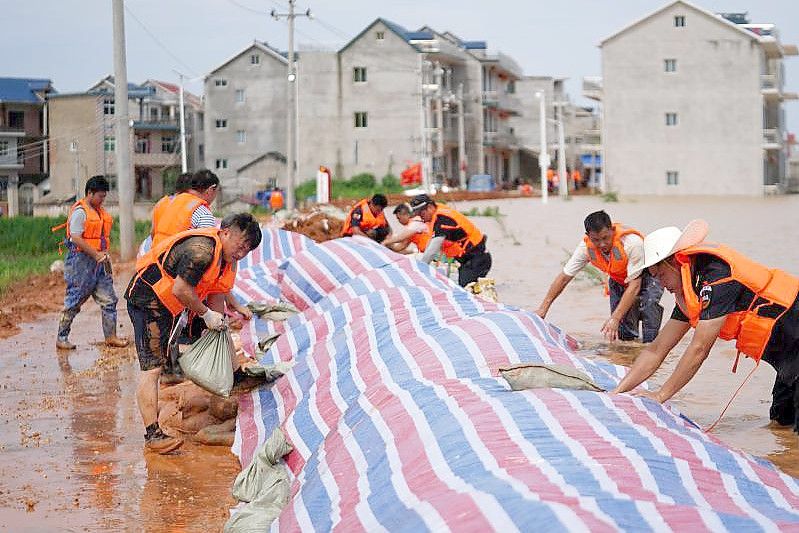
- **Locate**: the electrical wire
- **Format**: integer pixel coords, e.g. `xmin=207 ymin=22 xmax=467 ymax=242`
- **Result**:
xmin=124 ymin=4 xmax=199 ymax=77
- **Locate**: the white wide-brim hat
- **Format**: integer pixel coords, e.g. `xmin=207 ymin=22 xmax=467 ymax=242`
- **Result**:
xmin=626 ymin=219 xmax=709 ymax=282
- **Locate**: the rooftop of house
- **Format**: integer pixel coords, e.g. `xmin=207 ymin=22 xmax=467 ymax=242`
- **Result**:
xmin=0 ymin=77 xmax=55 ymax=104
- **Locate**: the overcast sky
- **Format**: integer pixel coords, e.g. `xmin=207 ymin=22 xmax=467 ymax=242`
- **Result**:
xmin=4 ymin=0 xmax=798 ymax=130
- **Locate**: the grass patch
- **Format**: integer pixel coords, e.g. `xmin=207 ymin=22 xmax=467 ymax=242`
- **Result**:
xmin=463 ymin=206 xmax=501 ymax=217
xmin=0 ymin=216 xmax=150 ymax=296
xmin=601 ymin=191 xmax=619 ymax=203
xmin=295 ymin=173 xmax=405 ymax=202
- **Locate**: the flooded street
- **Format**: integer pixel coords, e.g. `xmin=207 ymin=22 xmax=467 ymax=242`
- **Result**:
xmin=0 ymin=194 xmax=797 ymax=531
xmin=459 ymin=194 xmax=799 ymax=478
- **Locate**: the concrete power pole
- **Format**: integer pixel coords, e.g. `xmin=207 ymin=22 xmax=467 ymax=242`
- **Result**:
xmin=535 ymin=91 xmax=549 ymax=204
xmin=556 ymin=103 xmax=568 ymax=200
xmin=112 ymin=0 xmax=135 ymax=260
xmin=434 ymin=63 xmax=444 ymax=182
xmin=176 ymin=71 xmax=188 ymax=173
xmin=272 ymin=1 xmax=311 ymax=211
xmin=456 ymin=83 xmax=466 ymax=189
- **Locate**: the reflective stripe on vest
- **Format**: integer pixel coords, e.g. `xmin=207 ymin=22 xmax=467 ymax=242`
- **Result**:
xmin=65 ymin=198 xmax=113 ymax=252
xmin=341 ymin=198 xmax=388 ymax=236
xmin=675 ymin=243 xmax=799 ymax=361
xmin=583 ymin=222 xmax=644 ymax=286
xmin=130 ymin=228 xmax=231 ymax=316
xmin=433 ymin=206 xmax=484 ymax=260
xmin=151 ymin=192 xmax=209 ymax=248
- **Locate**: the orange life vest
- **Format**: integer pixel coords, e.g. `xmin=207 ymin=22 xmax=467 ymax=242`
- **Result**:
xmin=408 ymin=219 xmax=432 ymax=253
xmin=341 ymin=198 xmax=388 ymax=236
xmin=584 ymin=223 xmax=644 ymax=286
xmin=151 ymin=192 xmax=209 ymax=248
xmin=270 ymin=190 xmax=284 ymax=211
xmin=674 ymin=243 xmax=799 ymax=362
xmin=431 ymin=206 xmax=484 ymax=260
xmin=63 ymin=198 xmax=113 ymax=252
xmin=519 ymin=183 xmax=533 ymax=197
xmin=129 ymin=228 xmax=233 ymax=316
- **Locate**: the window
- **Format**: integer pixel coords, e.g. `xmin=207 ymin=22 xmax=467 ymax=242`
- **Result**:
xmin=354 ymin=112 xmax=368 ymax=128
xmin=104 ymin=136 xmax=115 ymax=152
xmin=250 ymin=54 xmax=260 ymax=65
xmin=214 ymin=79 xmax=228 ymax=87
xmin=7 ymin=111 xmax=24 ymax=129
xmin=666 ymin=171 xmax=679 ymax=185
xmin=664 ymin=59 xmax=677 ymax=72
xmin=665 ymin=112 xmax=678 ymax=126
xmin=103 ymin=98 xmax=115 ymax=115
xmin=235 ymin=89 xmax=245 ymax=103
xmin=506 ymin=80 xmax=516 ymax=94
xmin=161 ymin=136 xmax=176 ymax=153
xmin=674 ymin=15 xmax=685 ymax=27
xmin=236 ymin=130 xmax=246 ymax=143
xmin=135 ymin=136 xmax=149 ymax=154
xmin=376 ymin=31 xmax=385 ymax=40
xmin=215 ymin=119 xmax=228 ymax=129
xmin=215 ymin=158 xmax=228 ymax=170
xmin=198 ymin=143 xmax=204 ymax=161
xmin=353 ymin=67 xmax=367 ymax=83
xmin=0 ymin=140 xmax=8 ymax=156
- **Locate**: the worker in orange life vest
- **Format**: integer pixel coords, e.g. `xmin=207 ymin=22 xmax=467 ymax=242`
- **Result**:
xmin=56 ymin=175 xmax=129 ymax=350
xmin=125 ymin=213 xmax=262 ymax=453
xmin=535 ymin=210 xmax=664 ymax=342
xmin=340 ymin=194 xmax=391 ymax=242
xmin=381 ymin=203 xmax=431 ymax=254
xmin=269 ymin=186 xmax=284 ymax=212
xmin=613 ymin=220 xmax=799 ymax=433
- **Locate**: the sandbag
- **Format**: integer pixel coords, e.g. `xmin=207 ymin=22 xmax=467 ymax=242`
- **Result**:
xmin=247 ymin=301 xmax=299 ymax=321
xmin=499 ymin=363 xmax=604 ymax=392
xmin=465 ymin=277 xmax=498 ymax=303
xmin=195 ymin=418 xmax=236 ymax=447
xmin=231 ymin=428 xmax=293 ymax=504
xmin=178 ymin=329 xmax=236 ymax=397
xmin=224 ymin=474 xmax=291 ymax=532
xmin=242 ymin=360 xmax=294 ymax=381
xmin=257 ymin=332 xmax=281 ymax=352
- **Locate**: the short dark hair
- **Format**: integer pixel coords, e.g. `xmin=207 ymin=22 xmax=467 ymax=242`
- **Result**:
xmin=393 ymin=203 xmax=411 ymax=215
xmin=221 ymin=212 xmax=262 ymax=250
xmin=370 ymin=194 xmax=388 ymax=208
xmin=191 ymin=169 xmax=220 ymax=192
xmin=85 ymin=175 xmax=110 ymax=195
xmin=584 ymin=210 xmax=613 ymax=234
xmin=175 ymin=172 xmax=193 ymax=194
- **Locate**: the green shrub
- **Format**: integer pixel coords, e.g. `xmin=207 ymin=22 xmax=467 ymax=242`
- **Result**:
xmin=348 ymin=173 xmax=376 ymax=189
xmin=381 ymin=173 xmax=401 ymax=190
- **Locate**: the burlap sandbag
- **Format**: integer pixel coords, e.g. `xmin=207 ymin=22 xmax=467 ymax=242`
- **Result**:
xmin=499 ymin=363 xmax=604 ymax=392
xmin=247 ymin=301 xmax=299 ymax=321
xmin=178 ymin=329 xmax=236 ymax=397
xmin=230 ymin=428 xmax=293 ymax=504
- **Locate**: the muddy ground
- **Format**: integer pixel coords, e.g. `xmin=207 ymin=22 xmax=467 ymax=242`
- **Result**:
xmin=1 ymin=195 xmax=798 ymax=531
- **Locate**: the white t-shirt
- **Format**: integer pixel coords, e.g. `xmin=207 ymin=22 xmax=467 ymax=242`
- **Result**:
xmin=563 ymin=233 xmax=644 ymax=280
xmin=394 ymin=219 xmax=428 ymax=243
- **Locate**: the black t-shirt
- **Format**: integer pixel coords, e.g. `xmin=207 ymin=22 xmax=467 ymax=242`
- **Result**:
xmin=126 ymin=236 xmax=222 ymax=310
xmin=432 ymin=213 xmax=468 ymax=242
xmin=671 ymin=254 xmax=799 ymax=381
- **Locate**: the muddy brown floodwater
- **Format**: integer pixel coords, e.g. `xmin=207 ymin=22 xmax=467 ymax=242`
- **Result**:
xmin=0 ymin=266 xmax=239 ymax=532
xmin=1 ymin=195 xmax=797 ymax=531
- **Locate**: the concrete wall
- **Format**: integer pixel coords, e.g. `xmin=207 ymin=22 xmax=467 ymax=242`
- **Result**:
xmin=204 ymin=44 xmax=288 ymax=196
xmin=602 ymin=3 xmax=764 ymax=195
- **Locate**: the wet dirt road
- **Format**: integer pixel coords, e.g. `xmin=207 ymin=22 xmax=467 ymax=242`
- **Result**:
xmin=456 ymin=194 xmax=799 ymax=478
xmin=0 ymin=269 xmax=239 ymax=532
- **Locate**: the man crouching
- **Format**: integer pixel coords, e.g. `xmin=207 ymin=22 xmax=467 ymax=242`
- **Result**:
xmin=125 ymin=213 xmax=262 ymax=454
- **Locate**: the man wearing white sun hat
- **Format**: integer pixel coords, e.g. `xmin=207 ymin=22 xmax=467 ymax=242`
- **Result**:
xmin=612 ymin=219 xmax=799 ymax=433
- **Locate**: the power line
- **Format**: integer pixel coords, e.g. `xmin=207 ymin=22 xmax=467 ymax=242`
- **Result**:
xmin=124 ymin=4 xmax=198 ymax=77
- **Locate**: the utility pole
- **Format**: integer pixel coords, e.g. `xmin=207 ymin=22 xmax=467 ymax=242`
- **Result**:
xmin=456 ymin=83 xmax=466 ymax=189
xmin=434 ymin=63 xmax=444 ymax=180
xmin=556 ymin=103 xmax=568 ymax=200
xmin=175 ymin=71 xmax=188 ymax=173
xmin=271 ymin=1 xmax=311 ymax=211
xmin=535 ymin=91 xmax=549 ymax=204
xmin=112 ymin=0 xmax=135 ymax=260
xmin=421 ymin=60 xmax=435 ymax=192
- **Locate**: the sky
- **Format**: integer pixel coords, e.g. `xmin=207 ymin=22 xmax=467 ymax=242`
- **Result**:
xmin=4 ymin=0 xmax=798 ymax=130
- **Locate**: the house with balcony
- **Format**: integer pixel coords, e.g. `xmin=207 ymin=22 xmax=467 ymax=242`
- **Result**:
xmin=0 ymin=77 xmax=56 ymax=216
xmin=600 ymin=0 xmax=797 ymax=195
xmin=44 ymin=76 xmax=202 ymax=212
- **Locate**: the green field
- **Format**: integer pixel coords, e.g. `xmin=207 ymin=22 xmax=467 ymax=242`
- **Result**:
xmin=0 ymin=216 xmax=150 ymax=295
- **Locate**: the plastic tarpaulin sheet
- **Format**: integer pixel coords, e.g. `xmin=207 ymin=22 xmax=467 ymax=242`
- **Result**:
xmin=230 ymin=228 xmax=799 ymax=531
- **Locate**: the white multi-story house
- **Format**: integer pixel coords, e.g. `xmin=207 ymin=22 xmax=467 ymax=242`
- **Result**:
xmin=203 ymin=19 xmax=530 ymax=196
xmin=600 ymin=0 xmax=797 ymax=195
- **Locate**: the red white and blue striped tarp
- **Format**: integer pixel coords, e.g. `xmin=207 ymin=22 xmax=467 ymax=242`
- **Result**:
xmin=231 ymin=228 xmax=799 ymax=531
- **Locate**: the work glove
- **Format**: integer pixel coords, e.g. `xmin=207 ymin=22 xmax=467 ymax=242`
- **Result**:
xmin=201 ymin=308 xmax=226 ymax=331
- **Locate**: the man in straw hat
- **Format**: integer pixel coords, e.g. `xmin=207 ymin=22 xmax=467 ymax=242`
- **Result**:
xmin=613 ymin=220 xmax=799 ymax=433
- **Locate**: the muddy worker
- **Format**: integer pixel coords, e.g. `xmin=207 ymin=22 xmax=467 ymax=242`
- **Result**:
xmin=340 ymin=193 xmax=390 ymax=242
xmin=55 ymin=175 xmax=129 ymax=350
xmin=382 ymin=203 xmax=431 ymax=254
xmin=612 ymin=220 xmax=799 ymax=433
xmin=125 ymin=213 xmax=262 ymax=453
xmin=409 ymin=194 xmax=492 ymax=287
xmin=535 ymin=210 xmax=664 ymax=342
